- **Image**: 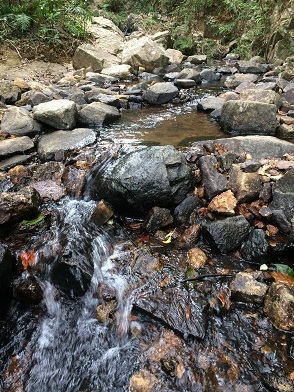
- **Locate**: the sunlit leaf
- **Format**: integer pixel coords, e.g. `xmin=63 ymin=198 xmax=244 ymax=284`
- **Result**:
xmin=20 ymin=250 xmax=36 ymax=270
xmin=162 ymin=230 xmax=174 ymax=244
xmin=260 ymin=264 xmax=269 ymax=271
xmin=20 ymin=213 xmax=45 ymax=227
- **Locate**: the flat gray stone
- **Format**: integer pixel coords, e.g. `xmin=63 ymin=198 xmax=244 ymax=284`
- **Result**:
xmin=0 ymin=136 xmax=34 ymax=158
xmin=38 ymin=128 xmax=97 ymax=161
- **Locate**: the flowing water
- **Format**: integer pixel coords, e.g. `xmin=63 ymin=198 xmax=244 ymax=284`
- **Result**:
xmin=0 ymin=97 xmax=293 ymax=391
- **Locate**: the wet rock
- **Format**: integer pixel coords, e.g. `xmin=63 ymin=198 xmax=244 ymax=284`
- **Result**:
xmin=32 ymin=99 xmax=77 ymax=130
xmin=177 ymin=68 xmax=201 ymax=83
xmin=88 ymin=145 xmax=193 ymax=216
xmin=143 ymin=206 xmax=173 ymax=233
xmin=0 ymin=80 xmax=21 ymax=103
xmin=142 ymin=82 xmax=179 ymax=105
xmin=30 ymin=180 xmax=66 ymax=201
xmin=78 ymin=102 xmax=120 ymax=126
xmin=208 ymin=190 xmax=237 ymax=216
xmin=73 ymin=43 xmax=119 ymax=72
xmin=38 ymin=128 xmax=97 ymax=161
xmin=270 ymin=169 xmax=294 ymax=222
xmin=131 ymin=248 xmax=161 ymax=277
xmin=228 ymin=164 xmax=262 ymax=203
xmin=90 ymin=200 xmax=113 ymax=226
xmin=0 ymin=244 xmax=13 ymax=313
xmin=96 ymin=282 xmax=116 ymax=301
xmin=197 ymin=97 xmax=225 ymax=111
xmin=203 ymin=215 xmax=251 ymax=253
xmin=264 ymin=283 xmax=294 ymax=332
xmin=122 ymin=37 xmax=169 ymax=72
xmin=240 ymin=229 xmax=270 ymax=262
xmin=220 ymin=101 xmax=278 ymax=135
xmin=174 ymin=195 xmax=199 ymax=226
xmin=178 ymin=224 xmax=201 ymax=246
xmin=187 ymin=247 xmax=208 ymax=269
xmin=198 ymin=155 xmax=227 ymax=200
xmin=0 ymin=187 xmax=41 ymax=225
xmin=51 ymin=246 xmax=94 ymax=296
xmin=239 ymin=89 xmax=283 ymax=108
xmin=134 ymin=286 xmax=208 ymax=339
xmin=270 ymin=209 xmax=291 ymax=234
xmin=130 ymin=369 xmax=158 ymax=392
xmin=1 ymin=107 xmax=41 ymax=136
xmin=230 ymin=272 xmax=268 ymax=304
xmin=0 ymin=136 xmax=34 ymax=158
xmin=62 ymin=166 xmax=86 ymax=198
xmin=12 ymin=275 xmax=43 ymax=305
xmin=96 ymin=300 xmax=116 ymax=324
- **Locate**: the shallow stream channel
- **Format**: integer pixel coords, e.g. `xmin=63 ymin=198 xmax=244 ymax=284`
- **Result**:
xmin=0 ymin=83 xmax=293 ymax=392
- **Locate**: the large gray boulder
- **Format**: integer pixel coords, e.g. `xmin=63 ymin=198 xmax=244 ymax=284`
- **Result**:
xmin=87 ymin=145 xmax=193 ymax=216
xmin=73 ymin=44 xmax=120 ymax=72
xmin=122 ymin=37 xmax=169 ymax=72
xmin=38 ymin=128 xmax=97 ymax=161
xmin=143 ymin=82 xmax=179 ymax=105
xmin=0 ymin=136 xmax=34 ymax=158
xmin=220 ymin=100 xmax=278 ymax=135
xmin=88 ymin=16 xmax=125 ymax=56
xmin=33 ymin=99 xmax=77 ymax=130
xmin=78 ymin=102 xmax=120 ymax=126
xmin=203 ymin=215 xmax=251 ymax=253
xmin=1 ymin=106 xmax=41 ymax=136
xmin=224 ymin=73 xmax=258 ymax=88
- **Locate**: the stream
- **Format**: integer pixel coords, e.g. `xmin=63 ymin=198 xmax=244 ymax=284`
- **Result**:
xmin=0 ymin=92 xmax=293 ymax=391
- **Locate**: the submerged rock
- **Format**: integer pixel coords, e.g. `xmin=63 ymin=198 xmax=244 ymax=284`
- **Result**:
xmin=134 ymin=286 xmax=208 ymax=339
xmin=88 ymin=145 xmax=193 ymax=216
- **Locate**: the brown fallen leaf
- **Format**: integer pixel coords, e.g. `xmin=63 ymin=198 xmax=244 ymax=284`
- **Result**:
xmin=269 ymin=271 xmax=294 ymax=287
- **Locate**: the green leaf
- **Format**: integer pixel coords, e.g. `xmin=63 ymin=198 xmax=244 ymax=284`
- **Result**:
xmin=20 ymin=213 xmax=45 ymax=227
xmin=273 ymin=264 xmax=294 ymax=277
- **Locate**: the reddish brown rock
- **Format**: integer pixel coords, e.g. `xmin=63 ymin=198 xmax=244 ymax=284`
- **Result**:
xmin=178 ymin=224 xmax=201 ymax=246
xmin=208 ymin=190 xmax=237 ymax=216
xmin=30 ymin=180 xmax=66 ymax=201
xmin=130 ymin=369 xmax=158 ymax=392
xmin=90 ymin=200 xmax=114 ymax=226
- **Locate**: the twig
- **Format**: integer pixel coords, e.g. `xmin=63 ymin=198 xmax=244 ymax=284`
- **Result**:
xmin=7 ymin=40 xmax=22 ymax=59
xmin=180 ymin=274 xmax=233 ymax=283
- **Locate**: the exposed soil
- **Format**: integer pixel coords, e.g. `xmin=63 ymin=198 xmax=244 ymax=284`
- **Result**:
xmin=0 ymin=39 xmax=80 ymax=83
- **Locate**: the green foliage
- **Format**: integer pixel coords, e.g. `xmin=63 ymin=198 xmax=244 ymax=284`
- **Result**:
xmin=0 ymin=0 xmax=91 ymax=42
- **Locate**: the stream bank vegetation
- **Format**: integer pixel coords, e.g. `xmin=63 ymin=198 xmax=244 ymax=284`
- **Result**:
xmin=0 ymin=0 xmax=289 ymax=61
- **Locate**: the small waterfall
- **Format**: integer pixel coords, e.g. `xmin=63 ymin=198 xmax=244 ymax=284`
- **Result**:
xmin=1 ymin=199 xmax=140 ymax=392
